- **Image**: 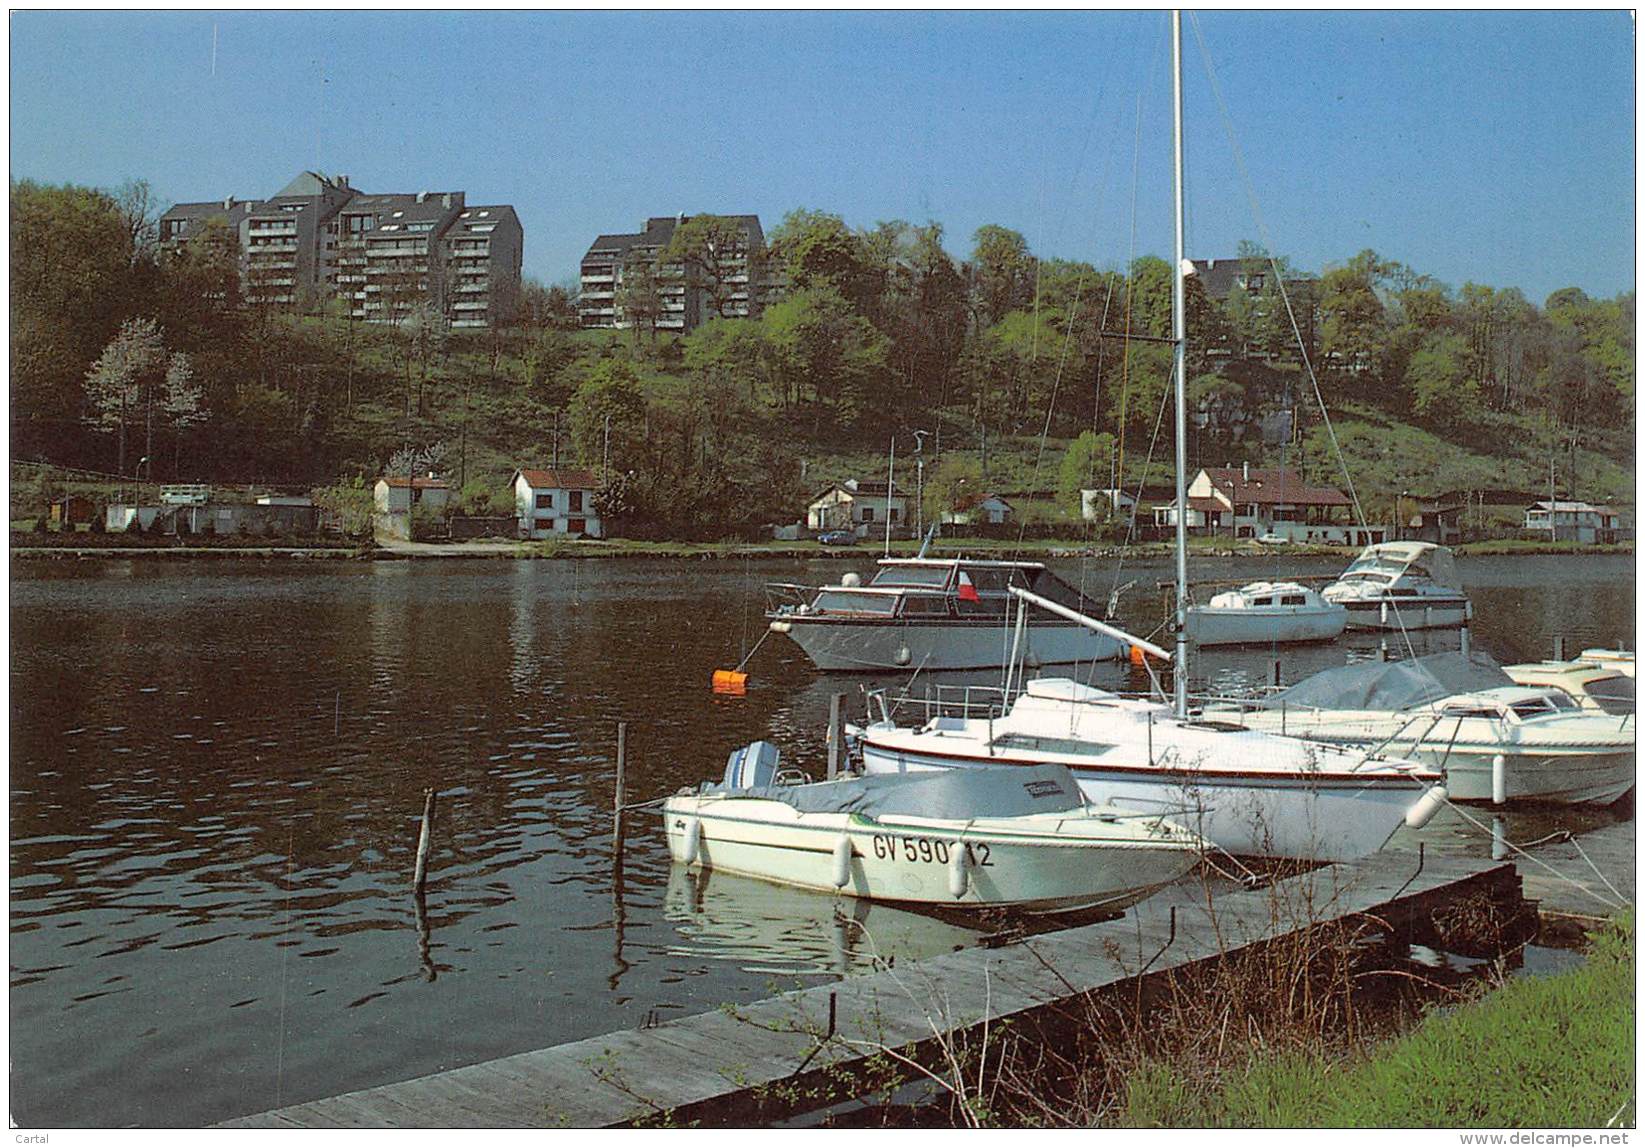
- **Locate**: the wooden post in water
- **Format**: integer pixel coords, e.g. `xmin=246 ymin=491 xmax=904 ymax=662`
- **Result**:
xmin=1553 ymin=635 xmax=1566 ymax=661
xmin=613 ymin=722 xmax=628 ymax=852
xmin=827 ymin=694 xmax=844 ymax=780
xmin=412 ymin=788 xmax=437 ymax=895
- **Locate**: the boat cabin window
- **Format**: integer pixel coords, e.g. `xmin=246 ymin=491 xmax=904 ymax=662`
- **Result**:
xmin=870 ymin=566 xmax=953 ymax=588
xmin=1440 ymin=705 xmax=1504 ymax=719
xmin=811 ymin=591 xmax=898 ymax=616
xmin=961 ymin=567 xmax=1031 ymax=595
xmin=899 ymin=595 xmax=952 ymax=618
xmin=1510 ymin=694 xmax=1576 ymax=719
xmin=1281 ymin=594 xmax=1307 ymax=606
xmin=1251 ymin=597 xmax=1274 ymax=606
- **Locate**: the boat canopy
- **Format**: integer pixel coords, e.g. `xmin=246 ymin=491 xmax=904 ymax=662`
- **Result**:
xmin=711 ymin=762 xmax=1088 ymax=820
xmin=1341 ymin=542 xmax=1460 ymax=588
xmin=1259 ymin=651 xmax=1512 ymax=712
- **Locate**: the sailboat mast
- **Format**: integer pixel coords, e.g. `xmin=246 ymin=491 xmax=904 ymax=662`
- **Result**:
xmin=1171 ymin=10 xmax=1189 ymax=718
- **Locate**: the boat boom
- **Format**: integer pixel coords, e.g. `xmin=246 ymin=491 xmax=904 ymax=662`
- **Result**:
xmin=1007 ymin=586 xmax=1172 ymax=662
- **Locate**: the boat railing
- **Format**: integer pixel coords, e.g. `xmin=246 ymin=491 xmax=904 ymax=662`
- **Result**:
xmin=764 ymin=582 xmax=815 ymax=614
xmin=879 ymin=682 xmax=1014 ymax=725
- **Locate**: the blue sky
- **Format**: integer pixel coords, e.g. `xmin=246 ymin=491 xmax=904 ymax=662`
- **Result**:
xmin=10 ymin=10 xmax=1635 ymax=304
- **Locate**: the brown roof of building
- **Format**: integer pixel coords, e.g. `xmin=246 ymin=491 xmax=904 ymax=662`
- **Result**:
xmin=1202 ymin=467 xmax=1350 ymax=507
xmin=517 ymin=468 xmax=598 ymax=491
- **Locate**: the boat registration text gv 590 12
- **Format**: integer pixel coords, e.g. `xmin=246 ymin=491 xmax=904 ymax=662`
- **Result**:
xmin=869 ymin=834 xmax=993 ymax=866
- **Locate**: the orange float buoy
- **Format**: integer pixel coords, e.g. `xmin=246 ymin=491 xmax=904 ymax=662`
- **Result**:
xmin=712 ymin=669 xmax=749 ymax=693
xmin=1129 ymin=644 xmax=1148 ymax=667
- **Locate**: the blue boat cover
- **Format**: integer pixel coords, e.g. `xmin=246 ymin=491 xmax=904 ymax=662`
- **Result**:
xmin=705 ymin=760 xmax=1086 ymax=820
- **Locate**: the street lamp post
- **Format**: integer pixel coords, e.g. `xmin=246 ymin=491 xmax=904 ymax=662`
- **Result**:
xmin=912 ymin=430 xmax=929 ymax=539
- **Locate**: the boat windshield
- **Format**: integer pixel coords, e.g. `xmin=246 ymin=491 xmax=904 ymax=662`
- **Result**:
xmin=870 ymin=566 xmax=953 ymax=588
xmin=1586 ymin=675 xmax=1635 ymax=716
xmin=811 ymin=591 xmax=898 ymax=616
xmin=1342 ymin=556 xmax=1408 ymax=579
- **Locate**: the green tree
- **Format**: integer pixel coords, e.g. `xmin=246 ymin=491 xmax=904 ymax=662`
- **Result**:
xmin=970 ymin=224 xmax=1037 ymax=328
xmin=767 ymin=209 xmax=879 ymax=311
xmin=662 ymin=215 xmax=759 ymax=321
xmin=923 ymin=454 xmax=984 ymax=527
xmin=763 ymin=287 xmax=889 ymax=433
xmin=12 ymin=179 xmax=139 ymax=429
xmin=1057 ymin=430 xmax=1117 ymax=515
xmin=568 ymin=359 xmax=648 ymax=481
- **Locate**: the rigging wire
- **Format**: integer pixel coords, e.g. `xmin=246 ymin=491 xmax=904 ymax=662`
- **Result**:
xmin=1187 ymin=12 xmax=1369 ymax=531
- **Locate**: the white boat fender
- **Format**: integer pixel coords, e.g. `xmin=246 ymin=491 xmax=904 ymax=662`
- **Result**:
xmin=948 ymin=841 xmax=971 ymax=899
xmin=831 ymin=835 xmax=854 ymax=888
xmin=1491 ymin=754 xmax=1507 ymax=806
xmin=895 ymin=644 xmax=912 ymax=667
xmin=680 ymin=817 xmax=702 ymax=865
xmin=1404 ymin=785 xmax=1448 ymax=830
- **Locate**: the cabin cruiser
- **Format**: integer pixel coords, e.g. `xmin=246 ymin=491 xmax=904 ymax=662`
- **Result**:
xmin=1321 ymin=541 xmax=1472 ymax=630
xmin=1504 ymin=659 xmax=1636 ymax=716
xmin=1211 ymin=652 xmax=1635 ymax=805
xmin=766 ymin=557 xmax=1127 ymax=671
xmin=664 ymin=742 xmax=1202 ymax=913
xmin=1184 ymin=581 xmax=1347 ymax=647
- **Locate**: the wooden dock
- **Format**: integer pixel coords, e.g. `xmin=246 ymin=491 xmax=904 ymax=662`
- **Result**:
xmin=220 ymin=845 xmax=1527 ymax=1129
xmin=1516 ymin=820 xmax=1634 ymax=920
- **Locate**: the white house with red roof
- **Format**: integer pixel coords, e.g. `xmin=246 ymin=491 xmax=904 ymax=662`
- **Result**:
xmin=1155 ymin=464 xmax=1387 ymax=545
xmin=513 ymin=467 xmax=603 ymax=539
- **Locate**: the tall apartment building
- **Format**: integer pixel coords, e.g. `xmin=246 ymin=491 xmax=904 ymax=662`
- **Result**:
xmin=578 ymin=213 xmax=771 ymax=333
xmin=159 ymin=171 xmax=523 ymax=328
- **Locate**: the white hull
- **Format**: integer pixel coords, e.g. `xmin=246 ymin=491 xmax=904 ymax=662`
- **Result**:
xmin=858 ymin=741 xmax=1427 ymax=864
xmin=1336 ymin=597 xmax=1471 ymax=631
xmin=1224 ymin=710 xmax=1635 ymax=805
xmin=1185 ymin=604 xmax=1347 ymax=647
xmin=662 ymin=797 xmax=1197 ymax=913
xmin=774 ymin=617 xmax=1126 ymax=672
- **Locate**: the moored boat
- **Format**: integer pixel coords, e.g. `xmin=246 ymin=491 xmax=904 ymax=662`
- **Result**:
xmin=1321 ymin=541 xmax=1472 ymax=631
xmin=767 ymin=557 xmax=1127 ymax=671
xmin=1212 ymin=652 xmax=1636 ymax=805
xmin=663 ymin=743 xmax=1203 ymax=913
xmin=1184 ymin=581 xmax=1347 ymax=647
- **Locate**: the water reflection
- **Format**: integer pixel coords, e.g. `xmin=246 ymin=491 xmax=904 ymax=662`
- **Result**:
xmin=662 ymin=865 xmax=982 ymax=977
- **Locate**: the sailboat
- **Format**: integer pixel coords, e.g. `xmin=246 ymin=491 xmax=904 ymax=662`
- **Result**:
xmin=855 ymin=12 xmax=1449 ymax=862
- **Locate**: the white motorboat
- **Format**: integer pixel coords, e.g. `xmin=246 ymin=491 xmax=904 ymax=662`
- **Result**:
xmin=1214 ymin=652 xmax=1635 ymax=805
xmin=856 ymin=20 xmax=1449 ymax=866
xmin=1321 ymin=541 xmax=1472 ymax=631
xmin=1505 ymin=659 xmax=1635 ymax=716
xmin=1184 ymin=581 xmax=1347 ymax=647
xmin=766 ymin=557 xmax=1127 ymax=671
xmin=664 ymin=742 xmax=1202 ymax=913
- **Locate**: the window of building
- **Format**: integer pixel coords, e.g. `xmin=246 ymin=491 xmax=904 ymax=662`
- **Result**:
xmin=889 ymin=507 xmax=900 ymax=523
xmin=568 ymin=518 xmax=586 ymax=535
xmin=569 ymin=491 xmax=583 ymax=512
xmin=536 ymin=493 xmax=553 ymax=509
xmin=534 ymin=517 xmax=551 ymax=532
xmin=861 ymin=507 xmax=875 ymax=522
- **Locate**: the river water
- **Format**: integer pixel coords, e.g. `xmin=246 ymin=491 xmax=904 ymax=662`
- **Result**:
xmin=8 ymin=552 xmax=1635 ymax=1126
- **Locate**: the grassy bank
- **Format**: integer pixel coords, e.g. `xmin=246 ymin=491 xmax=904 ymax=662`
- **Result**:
xmin=1117 ymin=916 xmax=1634 ymax=1128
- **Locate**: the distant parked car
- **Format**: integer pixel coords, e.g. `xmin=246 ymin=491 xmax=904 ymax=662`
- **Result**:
xmin=1256 ymin=533 xmax=1290 ymax=545
xmin=816 ymin=529 xmax=858 ymax=546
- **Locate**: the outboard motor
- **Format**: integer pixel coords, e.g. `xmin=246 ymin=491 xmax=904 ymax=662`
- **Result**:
xmin=723 ymin=740 xmax=782 ymax=789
